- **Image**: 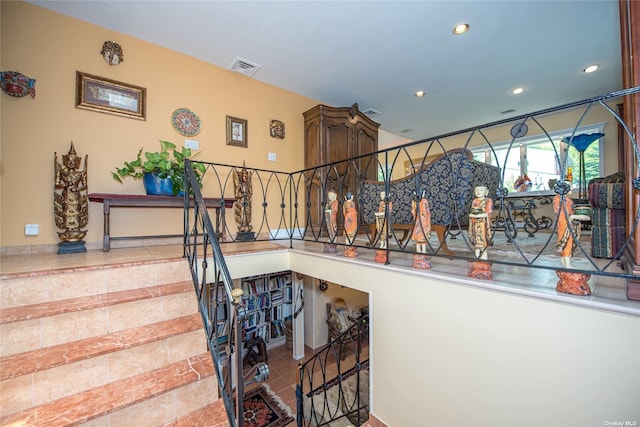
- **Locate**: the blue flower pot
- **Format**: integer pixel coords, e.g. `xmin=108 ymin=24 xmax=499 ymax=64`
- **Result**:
xmin=143 ymin=173 xmax=176 ymax=196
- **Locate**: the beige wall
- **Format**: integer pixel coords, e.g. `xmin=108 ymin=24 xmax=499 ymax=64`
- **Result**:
xmin=0 ymin=1 xmax=318 ymax=250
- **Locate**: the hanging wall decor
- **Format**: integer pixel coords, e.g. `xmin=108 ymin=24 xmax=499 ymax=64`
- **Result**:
xmin=171 ymin=108 xmax=202 ymax=137
xmin=269 ymin=119 xmax=285 ymax=139
xmin=226 ymin=116 xmax=248 ymax=147
xmin=1 ymin=71 xmax=36 ymax=98
xmin=76 ymin=71 xmax=146 ymax=120
xmin=100 ymin=41 xmax=124 ymax=65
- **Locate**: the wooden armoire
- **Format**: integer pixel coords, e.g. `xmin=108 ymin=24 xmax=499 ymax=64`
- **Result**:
xmin=303 ymin=103 xmax=380 ymax=230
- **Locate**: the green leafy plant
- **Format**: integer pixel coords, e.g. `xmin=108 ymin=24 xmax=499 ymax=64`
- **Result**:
xmin=112 ymin=140 xmax=206 ymax=195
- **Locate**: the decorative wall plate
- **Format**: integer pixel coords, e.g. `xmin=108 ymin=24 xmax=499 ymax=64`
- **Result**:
xmin=171 ymin=108 xmax=202 ymax=137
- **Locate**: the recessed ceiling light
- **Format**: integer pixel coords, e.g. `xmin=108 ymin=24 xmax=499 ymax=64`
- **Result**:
xmin=453 ymin=23 xmax=470 ymax=35
xmin=512 ymin=87 xmax=525 ymax=95
xmin=583 ymin=64 xmax=600 ymax=73
xmin=415 ymin=90 xmax=425 ymax=97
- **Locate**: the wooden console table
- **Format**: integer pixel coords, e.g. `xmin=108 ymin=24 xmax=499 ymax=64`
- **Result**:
xmin=88 ymin=193 xmax=235 ymax=252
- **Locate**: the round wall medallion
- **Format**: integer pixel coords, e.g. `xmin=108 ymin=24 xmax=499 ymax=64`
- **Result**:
xmin=171 ymin=108 xmax=202 ymax=137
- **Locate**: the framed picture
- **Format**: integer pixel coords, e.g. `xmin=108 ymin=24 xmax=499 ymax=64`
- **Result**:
xmin=226 ymin=116 xmax=248 ymax=147
xmin=75 ymin=71 xmax=146 ymax=120
xmin=404 ymin=155 xmax=439 ymax=176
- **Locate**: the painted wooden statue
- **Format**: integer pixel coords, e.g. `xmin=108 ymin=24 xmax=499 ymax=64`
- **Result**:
xmin=54 ymin=142 xmax=88 ymax=252
xmin=468 ymin=185 xmax=493 ymax=260
xmin=375 ymin=191 xmax=392 ymax=249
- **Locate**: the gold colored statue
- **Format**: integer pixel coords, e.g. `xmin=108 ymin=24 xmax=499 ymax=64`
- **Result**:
xmin=54 ymin=143 xmax=88 ymax=246
xmin=233 ymin=162 xmax=255 ymax=240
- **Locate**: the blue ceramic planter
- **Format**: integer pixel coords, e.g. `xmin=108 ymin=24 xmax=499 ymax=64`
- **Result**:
xmin=143 ymin=173 xmax=178 ymax=196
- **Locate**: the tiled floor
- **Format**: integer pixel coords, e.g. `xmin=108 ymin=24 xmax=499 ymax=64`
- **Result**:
xmin=250 ymin=343 xmax=311 ymax=420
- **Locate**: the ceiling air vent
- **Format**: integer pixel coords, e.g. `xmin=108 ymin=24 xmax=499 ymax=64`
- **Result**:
xmin=228 ymin=56 xmax=262 ymax=77
xmin=362 ymin=108 xmax=381 ymax=117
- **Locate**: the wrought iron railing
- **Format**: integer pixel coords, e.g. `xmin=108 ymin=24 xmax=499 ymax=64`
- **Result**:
xmin=183 ymin=85 xmax=640 ymax=426
xmin=296 ymin=316 xmax=370 ymax=427
xmin=184 ymin=164 xmax=271 ymax=427
xmin=187 ymin=86 xmax=640 ymax=281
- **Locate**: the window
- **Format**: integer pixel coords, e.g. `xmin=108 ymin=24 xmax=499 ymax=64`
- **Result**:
xmin=471 ymin=123 xmax=605 ymax=193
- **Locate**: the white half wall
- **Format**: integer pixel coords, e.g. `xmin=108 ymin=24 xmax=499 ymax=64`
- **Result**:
xmin=288 ymin=250 xmax=640 ymax=427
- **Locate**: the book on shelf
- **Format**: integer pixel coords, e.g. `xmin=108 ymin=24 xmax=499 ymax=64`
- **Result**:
xmin=229 ymin=271 xmax=293 ymax=348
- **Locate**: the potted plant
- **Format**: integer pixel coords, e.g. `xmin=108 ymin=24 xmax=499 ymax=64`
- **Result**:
xmin=112 ymin=140 xmax=206 ymax=196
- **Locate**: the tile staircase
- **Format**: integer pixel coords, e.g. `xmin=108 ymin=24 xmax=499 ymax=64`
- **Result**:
xmin=0 ymin=257 xmax=228 ymax=426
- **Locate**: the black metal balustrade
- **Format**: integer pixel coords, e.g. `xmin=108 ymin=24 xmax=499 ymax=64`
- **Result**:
xmin=186 ymin=86 xmax=640 ymax=280
xmin=297 ymin=316 xmax=369 ymax=427
xmin=183 ymin=86 xmax=640 ymax=427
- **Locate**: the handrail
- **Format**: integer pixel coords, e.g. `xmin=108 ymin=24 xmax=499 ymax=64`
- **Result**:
xmin=183 ymin=161 xmax=251 ymax=426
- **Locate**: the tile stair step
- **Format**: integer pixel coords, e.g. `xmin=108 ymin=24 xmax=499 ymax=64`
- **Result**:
xmin=164 ymin=400 xmax=231 ymax=427
xmin=0 ymin=259 xmax=224 ymax=425
xmin=1 ymin=280 xmax=193 ymax=324
xmin=0 ymin=352 xmax=215 ymax=427
xmin=0 ymin=313 xmax=202 ymax=381
xmin=1 ymin=280 xmax=198 ymax=358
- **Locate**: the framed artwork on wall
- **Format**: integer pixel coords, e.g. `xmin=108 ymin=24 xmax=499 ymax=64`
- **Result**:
xmin=75 ymin=71 xmax=146 ymax=120
xmin=404 ymin=155 xmax=438 ymax=176
xmin=226 ymin=116 xmax=247 ymax=147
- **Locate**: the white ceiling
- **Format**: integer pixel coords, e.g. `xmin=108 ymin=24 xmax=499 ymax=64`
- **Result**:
xmin=29 ymin=0 xmax=623 ymax=142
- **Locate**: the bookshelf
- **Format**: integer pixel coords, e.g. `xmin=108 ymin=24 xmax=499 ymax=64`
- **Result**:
xmin=237 ymin=270 xmax=293 ymax=349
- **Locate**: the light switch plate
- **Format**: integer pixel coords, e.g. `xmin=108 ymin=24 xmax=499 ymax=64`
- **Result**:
xmin=184 ymin=139 xmax=199 ymax=149
xmin=25 ymin=224 xmax=39 ymax=235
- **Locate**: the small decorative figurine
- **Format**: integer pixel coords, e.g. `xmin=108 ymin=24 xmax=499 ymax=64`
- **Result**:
xmin=374 ymin=191 xmax=392 ymax=263
xmin=375 ymin=191 xmax=392 ymax=249
xmin=54 ymin=142 xmax=88 ymax=254
xmin=323 ymin=189 xmax=339 ymax=253
xmin=514 ymin=174 xmax=532 ymax=192
xmin=411 ymin=189 xmax=432 ymax=269
xmin=553 ymin=185 xmax=576 ymax=269
xmin=269 ymin=119 xmax=285 ymax=139
xmin=468 ymin=185 xmax=493 ymax=279
xmin=553 ymin=182 xmax=591 ymax=295
xmin=469 ymin=186 xmax=493 ymax=260
xmin=343 ymin=192 xmax=358 ymax=258
xmin=233 ymin=162 xmax=256 ymax=241
xmin=100 ymin=41 xmax=124 ymax=65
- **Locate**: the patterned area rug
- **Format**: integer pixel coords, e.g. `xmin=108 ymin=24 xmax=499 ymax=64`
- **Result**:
xmin=243 ymin=384 xmax=294 ymax=427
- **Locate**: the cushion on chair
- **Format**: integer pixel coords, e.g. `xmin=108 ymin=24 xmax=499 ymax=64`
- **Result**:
xmin=588 ymin=171 xmax=625 ymax=209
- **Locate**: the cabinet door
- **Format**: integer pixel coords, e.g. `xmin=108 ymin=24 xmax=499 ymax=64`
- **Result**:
xmin=304 ymin=120 xmax=322 ymax=169
xmin=355 ymin=125 xmax=379 ymax=181
xmin=325 ymin=120 xmax=351 ymax=176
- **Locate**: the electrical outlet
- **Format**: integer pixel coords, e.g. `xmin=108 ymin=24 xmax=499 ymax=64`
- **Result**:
xmin=268 ymin=152 xmax=276 ymax=161
xmin=184 ymin=139 xmax=199 ymax=150
xmin=25 ymin=224 xmax=39 ymax=236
